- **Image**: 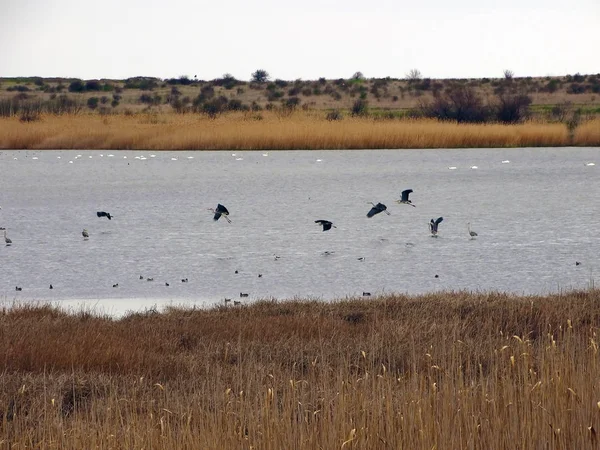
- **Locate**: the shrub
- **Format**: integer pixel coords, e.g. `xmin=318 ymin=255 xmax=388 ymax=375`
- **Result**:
xmin=100 ymin=96 xmax=109 ymax=104
xmin=274 ymin=79 xmax=288 ymax=88
xmin=124 ymin=77 xmax=159 ymax=90
xmin=301 ymin=88 xmax=312 ymax=96
xmin=267 ymin=90 xmax=284 ymax=101
xmin=227 ymin=99 xmax=244 ymax=111
xmin=288 ymin=86 xmax=301 ymax=96
xmin=284 ymin=96 xmax=300 ymax=109
xmin=495 ymin=92 xmax=532 ymax=123
xmin=68 ymin=80 xmax=86 ymax=93
xmin=251 ymin=101 xmax=262 ymax=112
xmin=326 ymin=109 xmax=343 ymax=121
xmin=87 ymin=97 xmax=99 ymax=109
xmin=213 ymin=74 xmax=238 ymax=90
xmin=251 ymin=69 xmax=270 ymax=83
xmin=420 ymin=85 xmax=490 ymax=123
xmin=85 ymin=80 xmax=102 ymax=91
xmin=351 ymin=98 xmax=369 ymax=116
xmin=111 ymin=99 xmax=119 ymax=108
xmin=7 ymin=85 xmax=30 ymax=92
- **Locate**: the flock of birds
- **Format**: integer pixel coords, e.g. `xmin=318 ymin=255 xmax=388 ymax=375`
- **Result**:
xmin=2 ymin=189 xmax=478 ymax=300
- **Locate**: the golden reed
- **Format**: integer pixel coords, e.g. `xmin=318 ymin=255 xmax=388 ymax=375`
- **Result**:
xmin=1 ymin=290 xmax=600 ymax=449
xmin=1 ymin=112 xmax=595 ymax=150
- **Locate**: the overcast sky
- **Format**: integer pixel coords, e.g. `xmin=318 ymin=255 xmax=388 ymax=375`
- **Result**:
xmin=1 ymin=0 xmax=598 ymax=81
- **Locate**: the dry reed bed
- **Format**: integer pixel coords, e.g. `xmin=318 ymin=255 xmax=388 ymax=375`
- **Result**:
xmin=1 ymin=290 xmax=600 ymax=448
xmin=0 ymin=113 xmax=594 ymax=150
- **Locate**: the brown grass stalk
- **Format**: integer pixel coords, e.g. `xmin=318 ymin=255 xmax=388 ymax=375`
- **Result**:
xmin=1 ymin=290 xmax=599 ymax=448
xmin=0 ymin=113 xmax=585 ymax=150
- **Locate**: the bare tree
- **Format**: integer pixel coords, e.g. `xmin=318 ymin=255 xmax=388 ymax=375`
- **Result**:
xmin=503 ymin=69 xmax=514 ymax=80
xmin=406 ymin=69 xmax=422 ymax=81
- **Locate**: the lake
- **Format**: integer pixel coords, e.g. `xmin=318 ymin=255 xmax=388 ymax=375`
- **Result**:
xmin=0 ymin=148 xmax=598 ymax=316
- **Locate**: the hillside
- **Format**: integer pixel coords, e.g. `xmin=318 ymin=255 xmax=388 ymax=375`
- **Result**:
xmin=1 ymin=73 xmax=599 ymax=119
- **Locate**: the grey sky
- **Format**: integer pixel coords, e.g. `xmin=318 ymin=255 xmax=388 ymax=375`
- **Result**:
xmin=1 ymin=0 xmax=598 ymax=80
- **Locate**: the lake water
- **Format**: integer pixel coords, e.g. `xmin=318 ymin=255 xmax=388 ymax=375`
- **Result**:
xmin=0 ymin=148 xmax=598 ymax=316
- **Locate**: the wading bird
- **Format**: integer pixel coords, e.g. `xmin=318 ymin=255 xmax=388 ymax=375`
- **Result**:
xmin=429 ymin=217 xmax=444 ymax=236
xmin=396 ymin=189 xmax=416 ymax=207
xmin=97 ymin=211 xmax=112 ymax=220
xmin=315 ymin=220 xmax=336 ymax=231
xmin=467 ymin=222 xmax=478 ymax=239
xmin=367 ymin=202 xmax=390 ymax=218
xmin=4 ymin=230 xmax=11 ymax=246
xmin=82 ymin=229 xmax=89 ymax=239
xmin=209 ymin=204 xmax=231 ymax=223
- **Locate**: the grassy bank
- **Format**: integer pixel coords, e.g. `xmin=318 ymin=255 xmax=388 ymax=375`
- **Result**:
xmin=1 ymin=290 xmax=600 ymax=448
xmin=1 ymin=112 xmax=597 ymax=150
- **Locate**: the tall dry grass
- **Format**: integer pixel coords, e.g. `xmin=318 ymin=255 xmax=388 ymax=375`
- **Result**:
xmin=574 ymin=119 xmax=600 ymax=146
xmin=1 ymin=290 xmax=600 ymax=448
xmin=0 ymin=112 xmax=587 ymax=150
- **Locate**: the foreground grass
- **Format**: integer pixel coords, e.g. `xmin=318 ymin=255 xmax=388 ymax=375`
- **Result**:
xmin=1 ymin=112 xmax=596 ymax=150
xmin=1 ymin=290 xmax=600 ymax=448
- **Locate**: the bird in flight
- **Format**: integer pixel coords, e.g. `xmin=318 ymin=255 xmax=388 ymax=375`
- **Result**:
xmin=429 ymin=217 xmax=444 ymax=236
xmin=315 ymin=220 xmax=336 ymax=231
xmin=82 ymin=229 xmax=89 ymax=239
xmin=467 ymin=222 xmax=478 ymax=239
xmin=209 ymin=204 xmax=231 ymax=223
xmin=97 ymin=211 xmax=112 ymax=220
xmin=396 ymin=189 xmax=416 ymax=207
xmin=367 ymin=202 xmax=390 ymax=218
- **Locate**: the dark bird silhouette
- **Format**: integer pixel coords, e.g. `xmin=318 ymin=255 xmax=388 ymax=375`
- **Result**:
xmin=165 ymin=282 xmax=170 ymax=286
xmin=97 ymin=211 xmax=112 ymax=220
xmin=258 ymin=274 xmax=262 ymax=278
xmin=146 ymin=277 xmax=154 ymax=281
xmin=234 ymin=301 xmax=241 ymax=306
xmin=49 ymin=284 xmax=53 ymax=289
xmin=315 ymin=220 xmax=336 ymax=231
xmin=435 ymin=274 xmax=439 ymax=278
xmin=139 ymin=275 xmax=144 ymax=279
xmin=224 ymin=298 xmax=232 ymax=304
xmin=396 ymin=189 xmax=416 ymax=207
xmin=208 ymin=204 xmax=231 ymax=223
xmin=357 ymin=257 xmax=365 ymax=262
xmin=362 ymin=291 xmax=371 ymax=297
xmin=4 ymin=230 xmax=12 ymax=245
xmin=15 ymin=286 xmax=22 ymax=291
xmin=112 ymin=283 xmax=118 ymax=287
xmin=82 ymin=229 xmax=89 ymax=239
xmin=576 ymin=261 xmax=581 ymax=266
xmin=181 ymin=278 xmax=188 ymax=283
xmin=429 ymin=217 xmax=444 ymax=236
xmin=367 ymin=202 xmax=390 ymax=218
xmin=240 ymin=292 xmax=249 ymax=297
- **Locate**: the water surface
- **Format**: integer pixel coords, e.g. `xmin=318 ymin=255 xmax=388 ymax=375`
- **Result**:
xmin=0 ymin=148 xmax=598 ymax=316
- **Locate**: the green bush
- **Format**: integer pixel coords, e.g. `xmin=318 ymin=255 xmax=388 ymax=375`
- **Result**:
xmin=351 ymin=98 xmax=369 ymax=116
xmin=87 ymin=97 xmax=99 ymax=109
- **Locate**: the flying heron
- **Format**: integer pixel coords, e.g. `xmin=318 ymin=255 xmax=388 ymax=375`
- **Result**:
xmin=429 ymin=217 xmax=444 ymax=236
xmin=97 ymin=211 xmax=112 ymax=220
xmin=367 ymin=202 xmax=390 ymax=218
xmin=396 ymin=189 xmax=416 ymax=207
xmin=4 ymin=230 xmax=11 ymax=246
xmin=209 ymin=204 xmax=231 ymax=223
xmin=467 ymin=222 xmax=478 ymax=239
xmin=315 ymin=220 xmax=336 ymax=231
xmin=82 ymin=229 xmax=89 ymax=239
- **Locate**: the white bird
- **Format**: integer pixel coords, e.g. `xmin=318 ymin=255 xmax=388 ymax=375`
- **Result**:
xmin=4 ymin=230 xmax=12 ymax=246
xmin=467 ymin=222 xmax=478 ymax=239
